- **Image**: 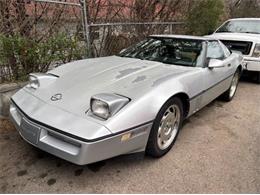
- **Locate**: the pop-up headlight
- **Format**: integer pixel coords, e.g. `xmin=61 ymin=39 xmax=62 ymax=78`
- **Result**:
xmin=90 ymin=93 xmax=130 ymax=120
xmin=28 ymin=74 xmax=40 ymax=89
xmin=26 ymin=73 xmax=58 ymax=90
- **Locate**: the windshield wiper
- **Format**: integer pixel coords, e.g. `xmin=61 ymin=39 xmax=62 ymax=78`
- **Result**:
xmin=217 ymin=31 xmax=260 ymax=34
xmin=216 ymin=31 xmax=232 ymax=33
xmin=242 ymin=31 xmax=260 ymax=34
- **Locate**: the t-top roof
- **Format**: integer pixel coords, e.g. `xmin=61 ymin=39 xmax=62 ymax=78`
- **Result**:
xmin=149 ymin=34 xmax=216 ymax=41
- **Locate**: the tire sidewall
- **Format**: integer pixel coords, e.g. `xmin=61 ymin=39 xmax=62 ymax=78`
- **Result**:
xmin=146 ymin=97 xmax=184 ymax=157
xmin=228 ymin=70 xmax=240 ymax=101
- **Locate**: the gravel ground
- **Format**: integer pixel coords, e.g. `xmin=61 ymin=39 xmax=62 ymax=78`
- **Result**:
xmin=0 ymin=81 xmax=259 ymax=193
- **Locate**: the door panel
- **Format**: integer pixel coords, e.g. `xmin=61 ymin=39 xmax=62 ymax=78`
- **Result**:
xmin=199 ymin=41 xmax=236 ymax=108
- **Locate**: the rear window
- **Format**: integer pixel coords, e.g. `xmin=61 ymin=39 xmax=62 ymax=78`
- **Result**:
xmin=216 ymin=20 xmax=260 ymax=34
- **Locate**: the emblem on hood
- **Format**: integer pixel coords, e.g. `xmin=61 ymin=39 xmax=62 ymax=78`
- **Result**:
xmin=51 ymin=93 xmax=62 ymax=101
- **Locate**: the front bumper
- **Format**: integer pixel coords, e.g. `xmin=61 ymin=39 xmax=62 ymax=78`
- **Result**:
xmin=243 ymin=57 xmax=260 ymax=72
xmin=9 ymin=101 xmax=152 ymax=165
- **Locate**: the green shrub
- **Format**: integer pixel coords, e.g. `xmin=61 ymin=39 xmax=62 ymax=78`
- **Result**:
xmin=186 ymin=0 xmax=224 ymax=35
xmin=0 ymin=34 xmax=87 ymax=83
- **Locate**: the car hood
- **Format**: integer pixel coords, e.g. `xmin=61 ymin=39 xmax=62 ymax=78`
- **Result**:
xmin=25 ymin=56 xmax=194 ymax=117
xmin=210 ymin=33 xmax=260 ymax=43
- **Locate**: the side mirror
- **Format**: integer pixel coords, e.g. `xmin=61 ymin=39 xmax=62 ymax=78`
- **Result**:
xmin=208 ymin=58 xmax=225 ymax=69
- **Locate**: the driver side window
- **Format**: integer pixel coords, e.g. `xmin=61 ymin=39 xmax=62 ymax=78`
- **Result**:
xmin=207 ymin=41 xmax=225 ymax=60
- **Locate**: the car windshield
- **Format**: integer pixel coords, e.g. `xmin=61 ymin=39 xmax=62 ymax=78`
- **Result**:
xmin=216 ymin=20 xmax=260 ymax=34
xmin=117 ymin=37 xmax=205 ymax=67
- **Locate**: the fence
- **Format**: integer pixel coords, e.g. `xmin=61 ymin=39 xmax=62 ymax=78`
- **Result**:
xmin=0 ymin=0 xmax=185 ymax=83
xmin=89 ymin=22 xmax=185 ymax=57
xmin=0 ymin=0 xmax=86 ymax=82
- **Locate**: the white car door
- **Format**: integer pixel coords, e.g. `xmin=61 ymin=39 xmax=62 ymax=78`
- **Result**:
xmin=200 ymin=40 xmax=235 ymax=108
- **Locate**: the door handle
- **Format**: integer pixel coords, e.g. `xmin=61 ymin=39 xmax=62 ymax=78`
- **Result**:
xmin=227 ymin=64 xmax=231 ymax=67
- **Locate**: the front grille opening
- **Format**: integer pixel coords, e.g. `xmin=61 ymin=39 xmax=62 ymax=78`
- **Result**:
xmin=48 ymin=131 xmax=81 ymax=148
xmin=221 ymin=40 xmax=253 ymax=55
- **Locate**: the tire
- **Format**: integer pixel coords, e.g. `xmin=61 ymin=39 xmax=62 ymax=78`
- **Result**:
xmin=146 ymin=97 xmax=184 ymax=158
xmin=221 ymin=70 xmax=240 ymax=102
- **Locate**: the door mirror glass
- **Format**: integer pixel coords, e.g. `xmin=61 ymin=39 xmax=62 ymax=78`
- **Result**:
xmin=208 ymin=58 xmax=225 ymax=69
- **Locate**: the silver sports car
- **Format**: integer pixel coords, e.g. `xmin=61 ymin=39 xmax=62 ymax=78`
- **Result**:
xmin=10 ymin=35 xmax=243 ymax=165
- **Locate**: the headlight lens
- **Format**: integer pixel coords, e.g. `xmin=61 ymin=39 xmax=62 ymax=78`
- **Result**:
xmin=28 ymin=75 xmax=40 ymax=89
xmin=252 ymin=44 xmax=260 ymax=58
xmin=90 ymin=99 xmax=110 ymax=119
xmin=89 ymin=93 xmax=130 ymax=120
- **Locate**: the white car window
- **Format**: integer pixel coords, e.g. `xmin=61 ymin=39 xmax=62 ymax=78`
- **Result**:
xmin=216 ymin=20 xmax=260 ymax=34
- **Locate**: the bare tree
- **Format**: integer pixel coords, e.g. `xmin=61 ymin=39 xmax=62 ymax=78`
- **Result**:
xmin=228 ymin=0 xmax=260 ymax=18
xmin=0 ymin=0 xmax=85 ymax=83
xmin=129 ymin=0 xmax=184 ymax=36
xmin=86 ymin=0 xmax=187 ymax=56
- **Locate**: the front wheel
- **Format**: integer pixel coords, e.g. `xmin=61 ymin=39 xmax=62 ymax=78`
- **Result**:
xmin=221 ymin=70 xmax=240 ymax=102
xmin=146 ymin=97 xmax=183 ymax=158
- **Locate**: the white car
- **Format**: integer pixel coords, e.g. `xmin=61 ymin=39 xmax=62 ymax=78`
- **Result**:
xmin=210 ymin=18 xmax=260 ymax=83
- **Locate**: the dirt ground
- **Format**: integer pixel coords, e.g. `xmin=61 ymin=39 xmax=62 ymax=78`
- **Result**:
xmin=0 ymin=80 xmax=259 ymax=193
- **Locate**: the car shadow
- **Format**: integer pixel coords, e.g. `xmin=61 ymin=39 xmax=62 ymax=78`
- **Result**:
xmin=240 ymin=72 xmax=260 ymax=84
xmin=30 ymin=145 xmax=151 ymax=172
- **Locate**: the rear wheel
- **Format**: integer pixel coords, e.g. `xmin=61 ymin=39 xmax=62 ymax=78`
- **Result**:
xmin=221 ymin=70 xmax=240 ymax=102
xmin=146 ymin=97 xmax=184 ymax=157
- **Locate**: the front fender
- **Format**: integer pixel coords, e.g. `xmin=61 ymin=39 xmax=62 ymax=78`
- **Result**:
xmin=104 ymin=79 xmax=189 ymax=133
